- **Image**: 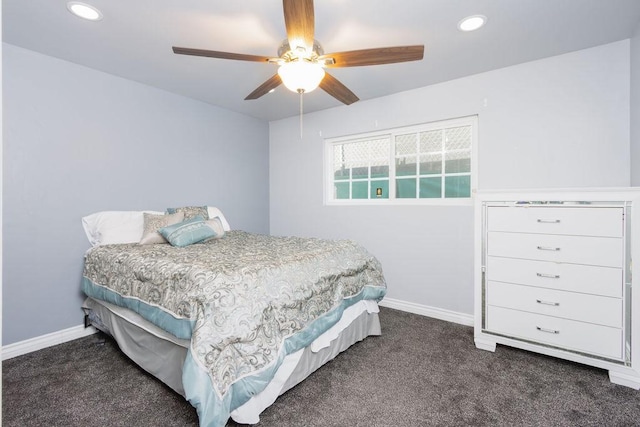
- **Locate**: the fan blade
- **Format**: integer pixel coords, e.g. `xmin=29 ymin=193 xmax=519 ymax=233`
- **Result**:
xmin=283 ymin=0 xmax=315 ymax=54
xmin=319 ymin=72 xmax=359 ymax=105
xmin=320 ymin=45 xmax=424 ymax=68
xmin=173 ymin=46 xmax=273 ymax=63
xmin=245 ymin=74 xmax=283 ymax=100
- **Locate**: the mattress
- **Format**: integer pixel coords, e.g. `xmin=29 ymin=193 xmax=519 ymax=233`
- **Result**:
xmin=83 ymin=297 xmax=381 ymax=424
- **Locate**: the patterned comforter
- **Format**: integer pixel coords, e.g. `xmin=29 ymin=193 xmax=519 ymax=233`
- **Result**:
xmin=82 ymin=231 xmax=386 ymax=427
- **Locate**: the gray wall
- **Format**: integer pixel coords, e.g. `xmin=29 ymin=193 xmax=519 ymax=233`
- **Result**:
xmin=632 ymin=21 xmax=640 ymax=185
xmin=269 ymin=41 xmax=631 ymax=316
xmin=3 ymin=44 xmax=270 ymax=345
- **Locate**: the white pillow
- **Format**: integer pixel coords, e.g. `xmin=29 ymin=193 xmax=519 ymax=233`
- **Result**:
xmin=207 ymin=206 xmax=231 ymax=231
xmin=82 ymin=211 xmax=164 ymax=246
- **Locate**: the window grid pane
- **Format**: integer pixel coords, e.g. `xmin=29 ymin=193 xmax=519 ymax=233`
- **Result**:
xmin=334 ymin=182 xmax=350 ymax=199
xmin=419 ymin=177 xmax=442 ymax=198
xmin=352 ymin=181 xmax=369 ymax=199
xmin=420 ymin=130 xmax=442 ymax=153
xmin=444 ymin=175 xmax=471 ymax=198
xmin=419 ymin=153 xmax=442 ymax=175
xmin=396 ymin=178 xmax=417 ymax=198
xmin=371 ymin=180 xmax=389 ymax=199
xmin=444 ymin=150 xmax=471 ymax=174
xmin=396 ymin=155 xmax=417 ymax=177
xmin=395 ymin=134 xmax=417 ymax=155
xmin=445 ymin=126 xmax=471 ymax=151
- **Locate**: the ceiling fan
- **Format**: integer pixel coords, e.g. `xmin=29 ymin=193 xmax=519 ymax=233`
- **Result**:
xmin=172 ymin=0 xmax=424 ymax=105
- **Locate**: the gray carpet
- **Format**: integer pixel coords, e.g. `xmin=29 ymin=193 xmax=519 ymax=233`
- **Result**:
xmin=4 ymin=307 xmax=640 ymax=426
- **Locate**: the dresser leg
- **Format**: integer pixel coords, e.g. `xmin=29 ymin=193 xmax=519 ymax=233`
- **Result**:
xmin=609 ymin=370 xmax=640 ymax=390
xmin=474 ymin=337 xmax=497 ymax=352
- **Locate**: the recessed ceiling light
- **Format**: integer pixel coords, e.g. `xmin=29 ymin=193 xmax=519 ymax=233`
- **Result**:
xmin=458 ymin=15 xmax=486 ymax=32
xmin=67 ymin=2 xmax=103 ymax=21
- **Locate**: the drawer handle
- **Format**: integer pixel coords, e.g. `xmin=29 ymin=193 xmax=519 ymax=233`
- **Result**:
xmin=536 ymin=273 xmax=560 ymax=279
xmin=536 ymin=299 xmax=560 ymax=307
xmin=537 ymin=219 xmax=561 ymax=224
xmin=536 ymin=326 xmax=560 ymax=334
xmin=536 ymin=246 xmax=561 ymax=251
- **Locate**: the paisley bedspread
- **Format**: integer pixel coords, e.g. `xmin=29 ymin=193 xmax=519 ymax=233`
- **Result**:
xmin=82 ymin=231 xmax=386 ymax=427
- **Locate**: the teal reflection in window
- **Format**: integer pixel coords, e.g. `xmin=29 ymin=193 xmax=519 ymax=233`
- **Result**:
xmin=445 ymin=176 xmax=470 ymax=198
xmin=335 ymin=182 xmax=350 ymax=199
xmin=419 ymin=177 xmax=442 ymax=198
xmin=396 ymin=178 xmax=417 ymax=198
xmin=352 ymin=181 xmax=368 ymax=199
xmin=370 ymin=180 xmax=389 ymax=199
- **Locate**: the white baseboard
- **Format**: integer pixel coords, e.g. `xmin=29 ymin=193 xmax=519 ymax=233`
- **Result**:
xmin=379 ymin=297 xmax=474 ymax=327
xmin=2 ymin=299 xmax=471 ymax=360
xmin=2 ymin=324 xmax=98 ymax=361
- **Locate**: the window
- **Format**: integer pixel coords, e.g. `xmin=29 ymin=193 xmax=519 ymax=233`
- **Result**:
xmin=324 ymin=116 xmax=477 ymax=205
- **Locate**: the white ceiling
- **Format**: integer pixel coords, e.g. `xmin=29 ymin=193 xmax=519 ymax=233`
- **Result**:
xmin=4 ymin=0 xmax=640 ymax=121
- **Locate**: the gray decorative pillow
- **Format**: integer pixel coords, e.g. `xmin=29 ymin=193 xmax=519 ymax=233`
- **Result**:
xmin=139 ymin=212 xmax=185 ymax=245
xmin=166 ymin=206 xmax=209 ymax=221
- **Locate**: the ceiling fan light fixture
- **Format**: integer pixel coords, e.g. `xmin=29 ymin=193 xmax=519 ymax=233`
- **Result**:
xmin=172 ymin=1 xmax=423 ymax=105
xmin=67 ymin=2 xmax=103 ymax=21
xmin=278 ymin=60 xmax=325 ymax=94
xmin=458 ymin=15 xmax=486 ymax=32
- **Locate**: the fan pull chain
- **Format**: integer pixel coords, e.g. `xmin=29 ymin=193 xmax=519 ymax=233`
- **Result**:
xmin=298 ymin=89 xmax=304 ymax=139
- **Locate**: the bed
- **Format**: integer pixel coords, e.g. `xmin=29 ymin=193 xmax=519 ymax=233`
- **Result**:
xmin=80 ymin=207 xmax=387 ymax=427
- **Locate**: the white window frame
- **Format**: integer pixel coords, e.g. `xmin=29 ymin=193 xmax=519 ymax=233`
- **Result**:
xmin=323 ymin=115 xmax=478 ymax=206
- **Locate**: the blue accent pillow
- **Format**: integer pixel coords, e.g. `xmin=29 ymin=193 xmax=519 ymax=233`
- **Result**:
xmin=158 ymin=215 xmax=219 ymax=247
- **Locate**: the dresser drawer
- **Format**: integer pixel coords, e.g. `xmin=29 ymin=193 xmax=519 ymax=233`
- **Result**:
xmin=487 ymin=206 xmax=623 ymax=237
xmin=486 ymin=306 xmax=623 ymax=360
xmin=487 ymin=281 xmax=622 ymax=328
xmin=488 ymin=231 xmax=623 ymax=268
xmin=486 ymin=256 xmax=623 ymax=298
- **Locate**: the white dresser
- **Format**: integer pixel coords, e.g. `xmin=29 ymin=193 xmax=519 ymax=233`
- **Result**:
xmin=474 ymin=189 xmax=640 ymax=389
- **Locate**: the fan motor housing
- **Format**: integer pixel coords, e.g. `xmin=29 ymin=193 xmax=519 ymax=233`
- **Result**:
xmin=278 ymin=39 xmax=324 ymax=61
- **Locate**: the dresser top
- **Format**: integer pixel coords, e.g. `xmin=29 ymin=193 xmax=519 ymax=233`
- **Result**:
xmin=475 ymin=187 xmax=640 ymax=203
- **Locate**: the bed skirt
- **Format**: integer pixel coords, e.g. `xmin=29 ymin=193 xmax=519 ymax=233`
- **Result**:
xmin=83 ymin=297 xmax=381 ymax=424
